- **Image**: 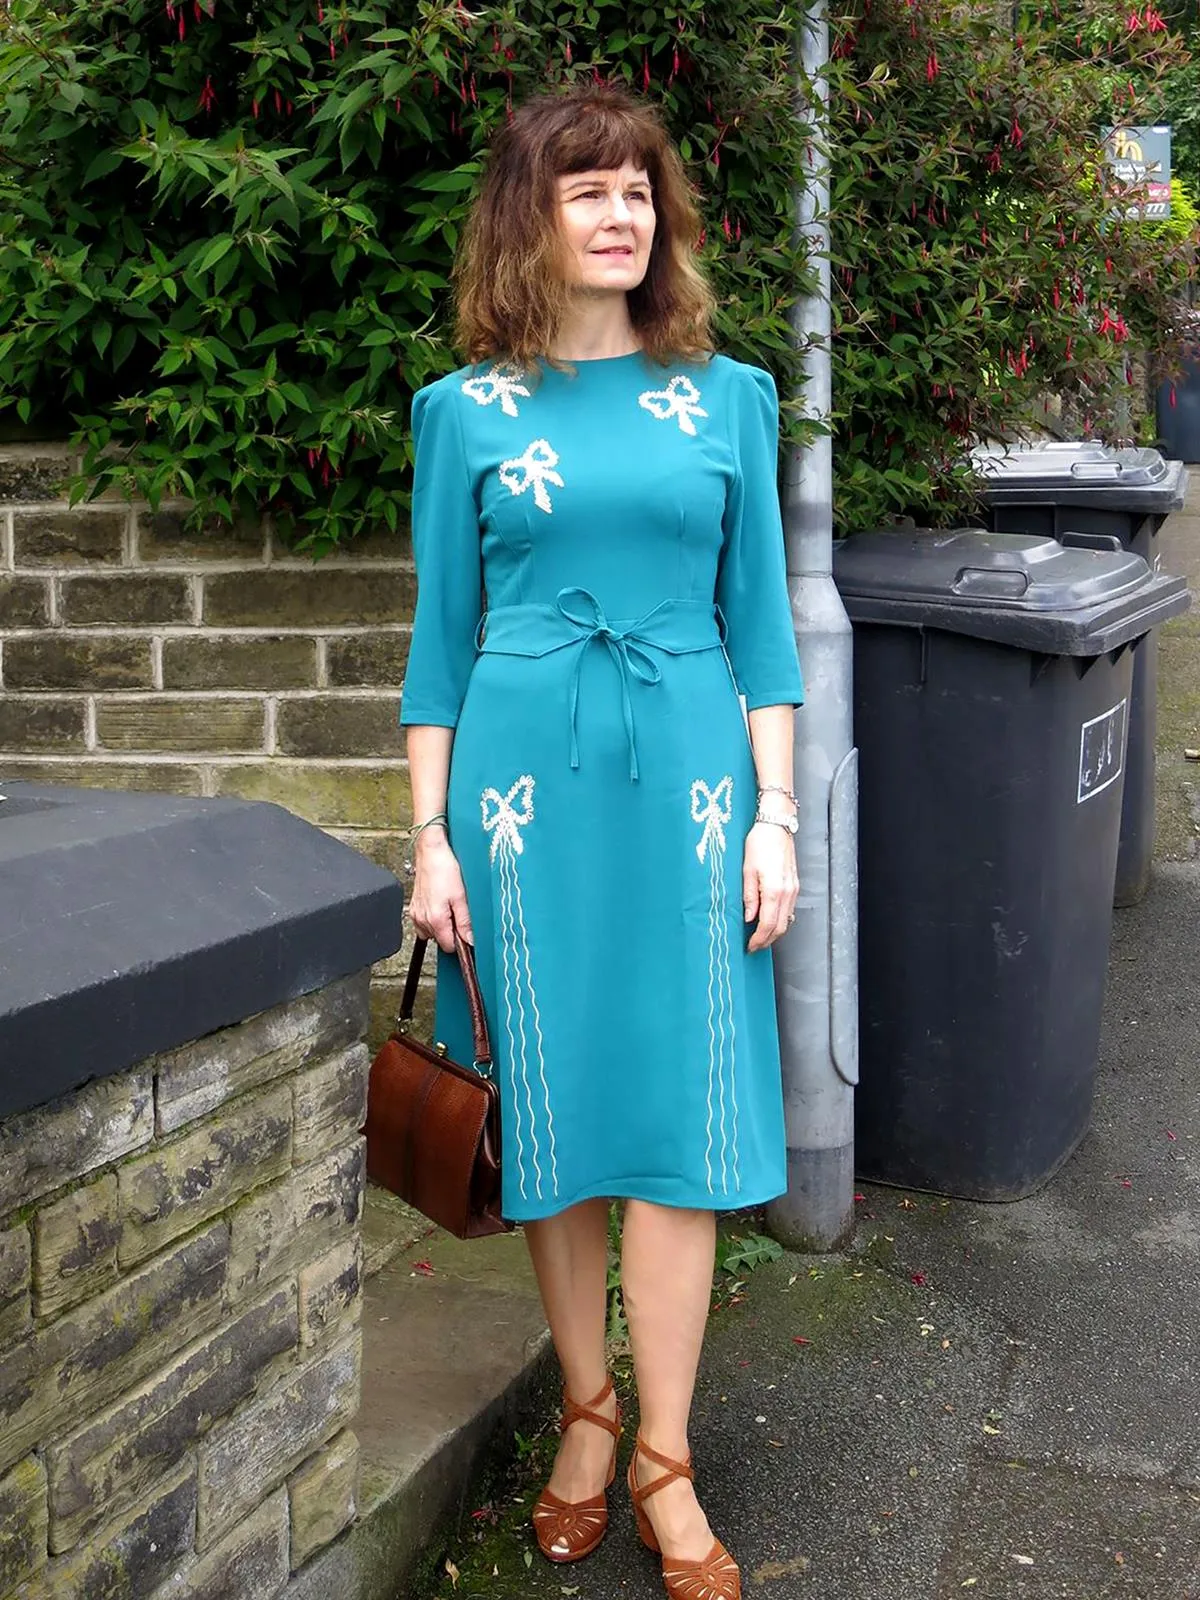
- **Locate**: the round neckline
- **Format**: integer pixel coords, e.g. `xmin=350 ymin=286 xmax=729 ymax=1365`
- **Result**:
xmin=547 ymin=350 xmax=645 ymax=365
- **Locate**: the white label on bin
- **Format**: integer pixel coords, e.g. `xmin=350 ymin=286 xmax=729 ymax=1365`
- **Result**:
xmin=1077 ymin=698 xmax=1128 ymax=804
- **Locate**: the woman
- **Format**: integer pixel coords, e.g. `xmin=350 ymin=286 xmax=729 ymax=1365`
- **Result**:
xmin=400 ymin=82 xmax=803 ymax=1600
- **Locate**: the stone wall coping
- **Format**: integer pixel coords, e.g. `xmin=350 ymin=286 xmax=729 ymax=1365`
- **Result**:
xmin=0 ymin=782 xmax=403 ymax=1121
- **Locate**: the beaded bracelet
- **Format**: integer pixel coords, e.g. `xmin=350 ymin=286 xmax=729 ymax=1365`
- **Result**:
xmin=758 ymin=783 xmax=797 ymax=806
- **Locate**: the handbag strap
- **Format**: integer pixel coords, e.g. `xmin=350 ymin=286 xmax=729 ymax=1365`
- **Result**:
xmin=398 ymin=916 xmax=492 ymax=1071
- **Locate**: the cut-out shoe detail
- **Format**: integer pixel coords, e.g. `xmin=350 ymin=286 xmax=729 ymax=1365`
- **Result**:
xmin=627 ymin=1434 xmax=741 ymax=1600
xmin=531 ymin=1377 xmax=621 ymax=1564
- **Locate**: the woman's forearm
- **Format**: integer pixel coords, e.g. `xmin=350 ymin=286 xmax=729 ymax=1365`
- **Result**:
xmin=746 ymin=705 xmax=796 ymax=800
xmin=406 ymin=725 xmax=455 ymax=828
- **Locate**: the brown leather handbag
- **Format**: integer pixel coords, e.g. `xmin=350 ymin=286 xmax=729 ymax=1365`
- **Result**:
xmin=363 ymin=923 xmax=512 ymax=1239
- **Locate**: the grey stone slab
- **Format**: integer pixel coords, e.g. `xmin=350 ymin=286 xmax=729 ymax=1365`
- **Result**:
xmin=18 ymin=1463 xmax=197 ymax=1600
xmin=934 ymin=1460 xmax=1200 ymax=1600
xmin=0 ymin=1223 xmax=228 ymax=1476
xmin=0 ymin=1070 xmax=153 ymax=1218
xmin=197 ymin=1331 xmax=361 ymax=1549
xmin=47 ymin=1282 xmax=297 ymax=1551
xmin=147 ymin=1489 xmax=290 ymax=1600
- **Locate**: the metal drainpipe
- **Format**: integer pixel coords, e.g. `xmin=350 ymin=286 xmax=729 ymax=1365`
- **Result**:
xmin=766 ymin=0 xmax=859 ymax=1252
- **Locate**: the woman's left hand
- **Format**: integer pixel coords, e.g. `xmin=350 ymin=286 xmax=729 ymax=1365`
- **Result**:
xmin=742 ymin=821 xmax=800 ymax=952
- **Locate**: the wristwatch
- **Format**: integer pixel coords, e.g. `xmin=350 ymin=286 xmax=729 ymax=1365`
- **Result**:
xmin=754 ymin=809 xmax=799 ymax=835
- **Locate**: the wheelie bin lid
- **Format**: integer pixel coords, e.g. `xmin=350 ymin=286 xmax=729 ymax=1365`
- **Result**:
xmin=970 ymin=439 xmax=1188 ymax=513
xmin=832 ymin=528 xmax=1191 ymax=655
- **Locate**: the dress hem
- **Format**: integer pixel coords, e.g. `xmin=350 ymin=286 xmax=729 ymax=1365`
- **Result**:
xmin=503 ymin=1175 xmax=787 ymax=1225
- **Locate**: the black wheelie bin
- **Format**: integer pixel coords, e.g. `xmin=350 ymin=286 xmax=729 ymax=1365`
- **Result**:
xmin=970 ymin=440 xmax=1189 ymax=906
xmin=834 ymin=527 xmax=1189 ymax=1200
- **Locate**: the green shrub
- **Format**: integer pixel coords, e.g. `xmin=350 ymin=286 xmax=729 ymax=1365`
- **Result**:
xmin=826 ymin=0 xmax=1196 ymax=532
xmin=0 ymin=0 xmax=815 ymax=551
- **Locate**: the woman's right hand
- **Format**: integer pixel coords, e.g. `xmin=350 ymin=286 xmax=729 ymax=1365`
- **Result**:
xmin=408 ymin=830 xmax=474 ymax=953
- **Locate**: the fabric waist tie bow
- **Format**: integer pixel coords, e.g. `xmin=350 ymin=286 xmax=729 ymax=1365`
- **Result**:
xmin=477 ymin=588 xmax=726 ymax=782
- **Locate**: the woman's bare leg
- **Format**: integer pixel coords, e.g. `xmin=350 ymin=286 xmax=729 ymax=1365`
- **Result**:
xmin=525 ymin=1197 xmax=617 ymax=1500
xmin=622 ymin=1200 xmax=718 ymax=1556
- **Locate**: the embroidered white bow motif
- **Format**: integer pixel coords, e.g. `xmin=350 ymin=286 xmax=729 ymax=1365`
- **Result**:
xmin=461 ymin=364 xmax=531 ymax=418
xmin=638 ymin=375 xmax=708 ymax=436
xmin=499 ymin=439 xmax=563 ymax=515
xmin=481 ymin=775 xmax=536 ymax=862
xmin=691 ymin=776 xmax=733 ymax=863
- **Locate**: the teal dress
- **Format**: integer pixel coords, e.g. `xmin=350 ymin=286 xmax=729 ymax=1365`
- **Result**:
xmin=399 ymin=351 xmax=805 ymax=1223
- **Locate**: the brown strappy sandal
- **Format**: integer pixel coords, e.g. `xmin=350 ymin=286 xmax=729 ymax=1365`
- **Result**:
xmin=531 ymin=1376 xmax=622 ymax=1563
xmin=627 ymin=1434 xmax=741 ymax=1600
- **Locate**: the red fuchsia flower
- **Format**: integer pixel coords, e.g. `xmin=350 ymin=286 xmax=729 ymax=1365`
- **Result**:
xmin=1105 ymin=257 xmax=1114 ymax=273
xmin=316 ymin=0 xmax=323 ymax=18
xmin=329 ymin=36 xmax=336 ymax=59
xmin=197 ymin=75 xmax=217 ymax=114
xmin=1010 ymin=115 xmax=1024 ymax=147
xmin=178 ymin=9 xmax=186 ymax=38
xmin=697 ymin=227 xmax=706 ymax=248
xmin=926 ymin=49 xmax=939 ymax=79
xmin=275 ymin=88 xmax=283 ymax=113
xmin=1145 ymin=6 xmax=1167 ymax=29
xmin=564 ymin=39 xmax=572 ymax=63
xmin=165 ymin=0 xmax=174 ymax=16
xmin=1169 ymin=386 xmax=1177 ymax=408
xmin=723 ymin=213 xmax=732 ymax=240
xmin=1053 ymin=280 xmax=1061 ymax=309
xmin=252 ymin=98 xmax=259 ymax=118
xmin=1126 ymin=9 xmax=1141 ymax=30
xmin=643 ymin=51 xmax=651 ymax=90
xmin=986 ymin=146 xmax=1003 ymax=173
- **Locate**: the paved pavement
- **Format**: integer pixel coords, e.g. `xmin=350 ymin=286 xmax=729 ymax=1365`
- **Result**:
xmin=407 ymin=471 xmax=1200 ymax=1600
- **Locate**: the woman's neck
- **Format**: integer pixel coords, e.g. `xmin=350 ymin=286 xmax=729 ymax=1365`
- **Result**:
xmin=547 ymin=296 xmax=640 ymax=362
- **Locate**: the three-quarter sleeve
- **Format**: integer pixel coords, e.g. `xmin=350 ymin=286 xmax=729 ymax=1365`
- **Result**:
xmin=398 ymin=379 xmax=483 ymax=729
xmin=716 ymin=364 xmax=805 ymax=710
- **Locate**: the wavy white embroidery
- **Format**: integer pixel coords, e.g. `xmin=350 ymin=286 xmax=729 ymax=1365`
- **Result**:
xmin=480 ymin=775 xmax=557 ymax=1205
xmin=639 ymin=375 xmax=708 ymax=436
xmin=462 ymin=363 xmax=531 ymax=418
xmin=499 ymin=438 xmax=563 ymax=515
xmin=690 ymin=776 xmax=739 ymax=1195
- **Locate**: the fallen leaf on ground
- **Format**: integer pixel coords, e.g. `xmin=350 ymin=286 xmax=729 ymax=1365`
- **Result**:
xmin=413 ymin=1259 xmax=435 ymax=1276
xmin=1010 ymin=1553 xmax=1034 ymax=1565
xmin=445 ymin=1558 xmax=459 ymax=1588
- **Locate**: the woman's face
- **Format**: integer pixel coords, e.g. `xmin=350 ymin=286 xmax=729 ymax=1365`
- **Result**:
xmin=554 ymin=162 xmax=656 ymax=295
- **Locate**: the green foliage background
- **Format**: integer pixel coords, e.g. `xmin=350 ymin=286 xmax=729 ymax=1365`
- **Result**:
xmin=0 ymin=0 xmax=813 ymax=551
xmin=0 ymin=0 xmax=1195 ymax=543
xmin=825 ymin=0 xmax=1196 ymax=531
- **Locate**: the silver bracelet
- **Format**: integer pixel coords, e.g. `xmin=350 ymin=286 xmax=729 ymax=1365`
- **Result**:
xmin=402 ymin=813 xmax=448 ymax=875
xmin=758 ymin=783 xmax=797 ymax=806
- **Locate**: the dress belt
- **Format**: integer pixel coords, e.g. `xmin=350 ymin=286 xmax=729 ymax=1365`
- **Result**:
xmin=477 ymin=586 xmax=725 ymax=781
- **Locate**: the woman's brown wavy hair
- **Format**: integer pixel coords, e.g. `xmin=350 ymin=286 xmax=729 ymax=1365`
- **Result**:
xmin=453 ymin=84 xmax=715 ymax=370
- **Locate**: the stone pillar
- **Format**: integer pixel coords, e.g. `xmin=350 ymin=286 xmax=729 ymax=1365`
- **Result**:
xmin=0 ymin=973 xmax=373 ymax=1600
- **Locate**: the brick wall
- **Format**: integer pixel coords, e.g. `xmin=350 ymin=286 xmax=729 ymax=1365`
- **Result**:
xmin=0 ymin=972 xmax=370 ymax=1600
xmin=0 ymin=444 xmax=422 ymax=1045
